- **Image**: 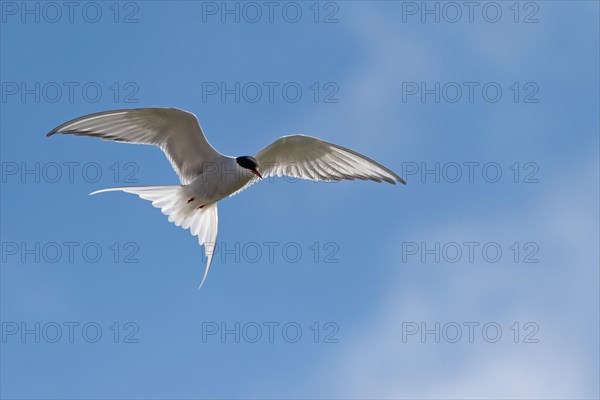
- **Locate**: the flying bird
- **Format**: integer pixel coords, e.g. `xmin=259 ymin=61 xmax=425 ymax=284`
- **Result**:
xmin=47 ymin=108 xmax=405 ymax=287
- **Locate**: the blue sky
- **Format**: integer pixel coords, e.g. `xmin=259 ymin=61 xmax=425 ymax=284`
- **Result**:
xmin=1 ymin=1 xmax=598 ymax=399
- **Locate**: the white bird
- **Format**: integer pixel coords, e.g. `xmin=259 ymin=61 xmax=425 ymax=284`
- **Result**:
xmin=47 ymin=108 xmax=405 ymax=287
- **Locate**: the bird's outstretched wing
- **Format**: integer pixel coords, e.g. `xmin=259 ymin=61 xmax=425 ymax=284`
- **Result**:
xmin=47 ymin=108 xmax=222 ymax=185
xmin=255 ymin=135 xmax=405 ymax=184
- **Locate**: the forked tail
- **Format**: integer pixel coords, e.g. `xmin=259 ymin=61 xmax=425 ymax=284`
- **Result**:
xmin=91 ymin=186 xmax=218 ymax=288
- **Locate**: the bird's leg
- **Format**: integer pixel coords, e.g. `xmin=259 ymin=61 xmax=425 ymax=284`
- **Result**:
xmin=186 ymin=195 xmax=204 ymax=210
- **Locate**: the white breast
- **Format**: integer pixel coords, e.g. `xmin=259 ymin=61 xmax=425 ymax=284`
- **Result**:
xmin=187 ymin=157 xmax=254 ymax=203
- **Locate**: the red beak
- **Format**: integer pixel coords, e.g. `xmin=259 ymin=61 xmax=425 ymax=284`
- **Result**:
xmin=252 ymin=169 xmax=263 ymax=179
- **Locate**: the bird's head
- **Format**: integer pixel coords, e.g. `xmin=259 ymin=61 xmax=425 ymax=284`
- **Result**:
xmin=236 ymin=156 xmax=263 ymax=179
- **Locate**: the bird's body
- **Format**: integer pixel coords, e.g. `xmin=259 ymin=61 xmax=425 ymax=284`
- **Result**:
xmin=184 ymin=157 xmax=255 ymax=204
xmin=48 ymin=108 xmax=405 ymax=287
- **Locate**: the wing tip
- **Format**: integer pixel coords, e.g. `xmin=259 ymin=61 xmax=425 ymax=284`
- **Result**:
xmin=383 ymin=175 xmax=406 ymax=185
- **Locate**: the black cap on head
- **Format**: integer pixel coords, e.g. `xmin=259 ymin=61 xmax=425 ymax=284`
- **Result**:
xmin=236 ymin=156 xmax=263 ymax=179
xmin=236 ymin=156 xmax=259 ymax=170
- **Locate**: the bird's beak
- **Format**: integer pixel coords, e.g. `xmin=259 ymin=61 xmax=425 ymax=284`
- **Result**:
xmin=252 ymin=169 xmax=263 ymax=179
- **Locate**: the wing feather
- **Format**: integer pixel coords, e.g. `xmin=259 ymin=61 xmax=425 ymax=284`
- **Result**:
xmin=47 ymin=108 xmax=222 ymax=184
xmin=255 ymin=135 xmax=405 ymax=184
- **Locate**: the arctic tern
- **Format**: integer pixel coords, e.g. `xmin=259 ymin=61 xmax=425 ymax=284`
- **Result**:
xmin=47 ymin=108 xmax=405 ymax=287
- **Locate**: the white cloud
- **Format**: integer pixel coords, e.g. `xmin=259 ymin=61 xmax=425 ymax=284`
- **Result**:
xmin=308 ymin=156 xmax=599 ymax=399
